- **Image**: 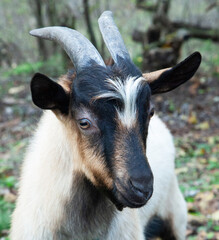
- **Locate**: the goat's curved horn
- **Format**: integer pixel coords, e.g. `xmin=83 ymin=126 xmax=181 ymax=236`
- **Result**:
xmin=30 ymin=27 xmax=106 ymax=73
xmin=98 ymin=11 xmax=132 ymax=65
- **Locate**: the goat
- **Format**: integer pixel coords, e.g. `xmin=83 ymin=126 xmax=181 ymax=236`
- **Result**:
xmin=10 ymin=11 xmax=201 ymax=240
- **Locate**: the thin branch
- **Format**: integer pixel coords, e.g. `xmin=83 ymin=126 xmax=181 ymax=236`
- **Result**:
xmin=83 ymin=0 xmax=98 ymax=49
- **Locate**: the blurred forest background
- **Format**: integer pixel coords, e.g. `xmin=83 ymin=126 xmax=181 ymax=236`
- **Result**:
xmin=0 ymin=0 xmax=219 ymax=239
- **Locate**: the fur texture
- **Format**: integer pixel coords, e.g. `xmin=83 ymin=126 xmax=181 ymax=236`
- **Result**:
xmin=10 ymin=112 xmax=187 ymax=240
xmin=11 ymin=18 xmax=201 ymax=238
xmin=10 ymin=51 xmax=202 ymax=240
xmin=95 ymin=76 xmax=147 ymax=128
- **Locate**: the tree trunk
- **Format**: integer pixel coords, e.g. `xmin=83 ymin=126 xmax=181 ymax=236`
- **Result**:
xmin=83 ymin=0 xmax=98 ymax=49
xmin=30 ymin=0 xmax=48 ymax=60
xmin=134 ymin=0 xmax=219 ymax=71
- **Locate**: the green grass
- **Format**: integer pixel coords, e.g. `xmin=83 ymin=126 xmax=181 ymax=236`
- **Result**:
xmin=0 ymin=139 xmax=27 ymax=176
xmin=133 ymin=55 xmax=143 ymax=69
xmin=0 ymin=176 xmax=16 ymax=189
xmin=0 ymin=139 xmax=26 ymax=237
xmin=0 ymin=198 xmax=15 ymax=234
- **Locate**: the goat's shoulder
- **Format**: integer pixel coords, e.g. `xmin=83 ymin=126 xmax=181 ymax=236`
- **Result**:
xmin=147 ymin=115 xmax=175 ymax=158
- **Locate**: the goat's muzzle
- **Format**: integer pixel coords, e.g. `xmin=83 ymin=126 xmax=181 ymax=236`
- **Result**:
xmin=110 ymin=129 xmax=154 ymax=209
xmin=111 ymin=158 xmax=153 ymax=209
xmin=114 ymin=173 xmax=153 ymax=209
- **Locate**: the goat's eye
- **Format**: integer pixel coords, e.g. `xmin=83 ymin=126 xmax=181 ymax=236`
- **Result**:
xmin=150 ymin=108 xmax=155 ymax=118
xmin=78 ymin=118 xmax=91 ymax=129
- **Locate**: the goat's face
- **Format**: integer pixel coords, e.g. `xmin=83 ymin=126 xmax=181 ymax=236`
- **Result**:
xmin=70 ymin=65 xmax=154 ymax=209
xmin=31 ymin=51 xmax=201 ymax=210
xmin=29 ymin=12 xmax=201 ymax=210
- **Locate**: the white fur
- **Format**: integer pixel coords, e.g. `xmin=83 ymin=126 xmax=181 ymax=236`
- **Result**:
xmin=11 ymin=112 xmax=187 ymax=240
xmin=97 ymin=76 xmax=145 ymax=127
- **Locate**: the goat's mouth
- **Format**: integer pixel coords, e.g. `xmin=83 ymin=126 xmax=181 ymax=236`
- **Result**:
xmin=117 ymin=189 xmax=149 ymax=208
xmin=111 ymin=180 xmax=153 ymax=210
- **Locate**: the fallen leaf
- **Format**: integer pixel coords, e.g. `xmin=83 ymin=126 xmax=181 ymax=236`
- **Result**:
xmin=209 ymin=156 xmax=217 ymax=162
xmin=197 ymin=230 xmax=207 ymax=240
xmin=189 ymin=81 xmax=200 ymax=95
xmin=187 ymin=202 xmax=197 ymax=212
xmin=188 ymin=213 xmax=206 ymax=226
xmin=175 ymin=167 xmax=188 ymax=174
xmin=208 ymin=137 xmax=215 ymax=145
xmin=212 ymin=210 xmax=219 ymax=221
xmin=195 ymin=191 xmax=217 ymax=214
xmin=188 ymin=112 xmax=198 ymax=124
xmin=186 ymin=228 xmax=194 ymax=236
xmin=3 ymin=192 xmax=17 ymax=203
xmin=8 ymin=85 xmax=25 ymax=94
xmin=198 ymin=157 xmax=207 ymax=164
xmin=196 ymin=121 xmax=210 ymax=130
xmin=195 ymin=192 xmax=214 ymax=202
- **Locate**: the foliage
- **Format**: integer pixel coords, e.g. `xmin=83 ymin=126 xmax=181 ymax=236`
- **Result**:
xmin=2 ymin=54 xmax=66 ymax=78
xmin=0 ymin=140 xmax=26 ymax=238
xmin=0 ymin=198 xmax=15 ymax=234
xmin=133 ymin=55 xmax=143 ymax=69
xmin=3 ymin=62 xmax=44 ymax=77
xmin=183 ymin=39 xmax=219 ymax=77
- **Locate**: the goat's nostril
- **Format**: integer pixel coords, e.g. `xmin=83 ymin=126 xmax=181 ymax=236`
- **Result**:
xmin=130 ymin=179 xmax=147 ymax=194
xmin=129 ymin=178 xmax=153 ymax=200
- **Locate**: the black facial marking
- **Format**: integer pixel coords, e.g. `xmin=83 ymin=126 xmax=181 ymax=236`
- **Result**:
xmin=70 ymin=62 xmax=154 ymax=208
xmin=111 ymin=56 xmax=142 ymax=78
xmin=97 ymin=117 xmax=117 ymax=171
xmin=71 ymin=59 xmax=142 ymax=109
xmin=136 ymin=83 xmax=152 ymax=144
xmin=71 ymin=62 xmax=148 ymax=168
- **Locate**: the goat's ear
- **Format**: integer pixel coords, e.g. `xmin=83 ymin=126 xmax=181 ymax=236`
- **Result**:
xmin=144 ymin=52 xmax=201 ymax=95
xmin=31 ymin=73 xmax=70 ymax=114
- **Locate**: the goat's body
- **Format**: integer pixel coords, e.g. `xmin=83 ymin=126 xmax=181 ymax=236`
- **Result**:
xmin=14 ymin=12 xmax=200 ymax=239
xmin=11 ymin=112 xmax=186 ymax=240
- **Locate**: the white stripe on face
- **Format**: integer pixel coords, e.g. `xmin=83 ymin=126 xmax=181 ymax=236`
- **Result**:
xmin=96 ymin=76 xmax=146 ymax=128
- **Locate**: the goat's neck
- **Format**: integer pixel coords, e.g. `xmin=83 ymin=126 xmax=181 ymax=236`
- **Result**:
xmin=57 ymin=158 xmax=116 ymax=238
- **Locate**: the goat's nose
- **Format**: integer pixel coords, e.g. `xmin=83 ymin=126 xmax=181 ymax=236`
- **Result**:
xmin=130 ymin=180 xmax=153 ymax=201
xmin=129 ymin=178 xmax=153 ymax=202
xmin=130 ymin=178 xmax=150 ymax=194
xmin=130 ymin=179 xmax=143 ymax=192
xmin=129 ymin=168 xmax=153 ymax=194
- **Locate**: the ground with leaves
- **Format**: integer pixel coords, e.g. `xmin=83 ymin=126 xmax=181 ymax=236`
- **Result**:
xmin=154 ymin=74 xmax=219 ymax=239
xmin=0 ymin=64 xmax=218 ymax=239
